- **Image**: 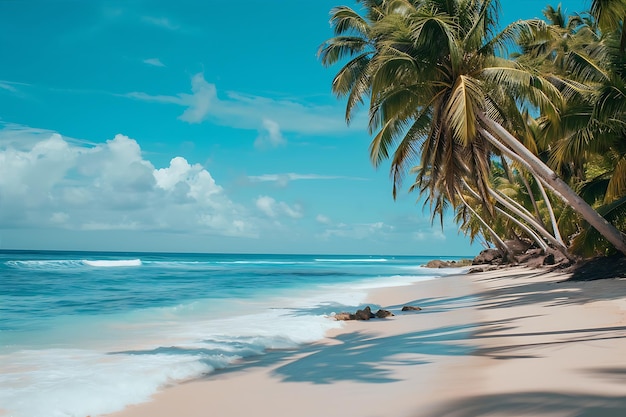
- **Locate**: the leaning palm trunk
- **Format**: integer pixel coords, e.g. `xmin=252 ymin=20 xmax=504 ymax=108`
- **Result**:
xmin=479 ymin=113 xmax=626 ymax=256
xmin=463 ymin=176 xmax=571 ymax=257
xmin=519 ymin=173 xmax=546 ymax=228
xmin=494 ymin=206 xmax=550 ymax=252
xmin=457 ymin=193 xmax=514 ymax=261
xmin=487 ymin=186 xmax=573 ymax=259
xmin=536 ymin=179 xmax=565 ymax=245
xmin=463 ymin=181 xmax=549 ymax=252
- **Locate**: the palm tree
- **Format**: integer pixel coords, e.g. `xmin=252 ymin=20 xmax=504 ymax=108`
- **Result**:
xmin=320 ymin=0 xmax=626 ymax=255
xmin=590 ymin=0 xmax=626 ymax=52
xmin=518 ymin=2 xmax=626 ymax=255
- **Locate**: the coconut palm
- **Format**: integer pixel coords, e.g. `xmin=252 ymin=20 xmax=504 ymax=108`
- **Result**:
xmin=320 ymin=0 xmax=626 ymax=255
xmin=590 ymin=0 xmax=626 ymax=52
xmin=520 ymin=3 xmax=626 ymax=255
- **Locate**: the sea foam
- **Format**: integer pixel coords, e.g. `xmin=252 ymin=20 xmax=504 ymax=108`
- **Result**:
xmin=82 ymin=259 xmax=142 ymax=267
xmin=0 ymin=303 xmax=343 ymax=417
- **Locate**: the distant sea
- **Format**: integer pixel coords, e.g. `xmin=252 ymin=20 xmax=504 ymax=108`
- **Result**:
xmin=0 ymin=250 xmax=468 ymax=417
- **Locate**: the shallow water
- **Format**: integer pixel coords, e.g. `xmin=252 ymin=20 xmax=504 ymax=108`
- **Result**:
xmin=0 ymin=250 xmax=465 ymax=417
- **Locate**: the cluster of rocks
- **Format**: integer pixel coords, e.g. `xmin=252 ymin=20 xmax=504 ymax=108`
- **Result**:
xmin=333 ymin=305 xmax=422 ymax=321
xmin=469 ymin=239 xmax=570 ymax=273
xmin=424 ymin=259 xmax=472 ymax=268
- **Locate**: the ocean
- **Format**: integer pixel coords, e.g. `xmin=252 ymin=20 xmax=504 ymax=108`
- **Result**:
xmin=0 ymin=250 xmax=466 ymax=417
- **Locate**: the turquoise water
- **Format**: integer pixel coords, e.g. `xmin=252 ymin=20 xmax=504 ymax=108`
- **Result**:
xmin=0 ymin=250 xmax=466 ymax=417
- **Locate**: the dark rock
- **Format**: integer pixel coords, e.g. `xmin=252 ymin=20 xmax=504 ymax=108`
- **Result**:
xmin=354 ymin=306 xmax=375 ymax=320
xmin=375 ymin=309 xmax=394 ymax=318
xmin=425 ymin=260 xmax=448 ymax=268
xmin=469 ymin=265 xmax=502 ymax=273
xmin=516 ymin=248 xmax=544 ymax=264
xmin=424 ymin=259 xmax=472 ymax=268
xmin=543 ymin=253 xmax=556 ymax=265
xmin=401 ymin=306 xmax=422 ymax=311
xmin=472 ymin=249 xmax=502 ymax=265
xmin=334 ymin=312 xmax=355 ymax=321
xmin=505 ymin=239 xmax=532 ymax=255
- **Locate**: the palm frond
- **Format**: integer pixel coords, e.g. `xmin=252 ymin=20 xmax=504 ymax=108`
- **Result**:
xmin=444 ymin=75 xmax=483 ymax=146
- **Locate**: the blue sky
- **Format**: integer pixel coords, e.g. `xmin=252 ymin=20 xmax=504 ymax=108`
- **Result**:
xmin=0 ymin=0 xmax=587 ymax=255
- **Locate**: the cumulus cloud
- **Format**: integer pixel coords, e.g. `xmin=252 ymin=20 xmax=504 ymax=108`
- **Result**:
xmin=0 ymin=126 xmax=256 ymax=237
xmin=255 ymin=196 xmax=303 ymax=219
xmin=143 ymin=58 xmax=165 ymax=67
xmin=124 ymin=72 xmax=362 ymax=135
xmin=254 ymin=118 xmax=286 ymax=149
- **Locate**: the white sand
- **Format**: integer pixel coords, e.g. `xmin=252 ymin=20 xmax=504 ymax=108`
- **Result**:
xmin=106 ymin=266 xmax=626 ymax=417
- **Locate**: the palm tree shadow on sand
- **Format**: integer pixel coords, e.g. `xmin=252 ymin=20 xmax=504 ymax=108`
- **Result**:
xmin=424 ymin=391 xmax=626 ymax=417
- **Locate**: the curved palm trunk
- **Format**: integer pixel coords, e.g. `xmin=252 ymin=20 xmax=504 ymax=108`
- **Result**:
xmin=463 ymin=181 xmax=549 ymax=252
xmin=494 ymin=206 xmax=549 ymax=252
xmin=463 ymin=177 xmax=573 ymax=259
xmin=457 ymin=193 xmax=514 ymax=262
xmin=478 ymin=114 xmax=626 ymax=256
xmin=488 ymin=187 xmax=573 ymax=259
xmin=520 ymin=173 xmax=546 ymax=228
xmin=493 ymin=188 xmax=540 ymax=227
xmin=535 ymin=179 xmax=565 ymax=245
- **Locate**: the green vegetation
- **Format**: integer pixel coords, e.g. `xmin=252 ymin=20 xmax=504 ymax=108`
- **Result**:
xmin=320 ymin=0 xmax=626 ymax=261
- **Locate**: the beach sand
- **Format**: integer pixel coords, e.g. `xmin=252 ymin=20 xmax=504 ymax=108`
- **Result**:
xmin=107 ymin=266 xmax=626 ymax=417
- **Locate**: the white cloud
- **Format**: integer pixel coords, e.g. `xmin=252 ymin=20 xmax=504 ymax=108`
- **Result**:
xmin=318 ymin=222 xmax=395 ymax=240
xmin=0 ymin=80 xmax=29 ymax=94
xmin=0 ymin=82 xmax=17 ymax=93
xmin=0 ymin=126 xmax=256 ymax=238
xmin=124 ymin=92 xmax=182 ymax=105
xmin=124 ymin=72 xmax=363 ymax=135
xmin=255 ymin=196 xmax=303 ymax=219
xmin=247 ymin=173 xmax=367 ymax=187
xmin=143 ymin=58 xmax=165 ymax=67
xmin=414 ymin=229 xmax=446 ymax=241
xmin=0 ymin=133 xmax=77 ymax=206
xmin=50 ymin=212 xmax=69 ymax=224
xmin=178 ymin=73 xmax=216 ymax=123
xmin=125 ymin=74 xmax=216 ymax=124
xmin=316 ymin=214 xmax=331 ymax=224
xmin=254 ymin=118 xmax=286 ymax=149
xmin=315 ymin=213 xmax=446 ymax=243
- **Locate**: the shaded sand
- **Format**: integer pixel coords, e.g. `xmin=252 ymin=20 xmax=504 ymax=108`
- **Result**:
xmin=107 ymin=267 xmax=626 ymax=417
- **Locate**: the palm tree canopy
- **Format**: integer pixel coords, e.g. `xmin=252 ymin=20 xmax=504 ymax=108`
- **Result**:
xmin=320 ymin=0 xmax=626 ymax=257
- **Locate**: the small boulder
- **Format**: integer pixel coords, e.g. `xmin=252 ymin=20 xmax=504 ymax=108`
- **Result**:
xmin=504 ymin=239 xmax=531 ymax=255
xmin=401 ymin=306 xmax=422 ymax=311
xmin=425 ymin=259 xmax=448 ymax=268
xmin=543 ymin=253 xmax=556 ymax=265
xmin=516 ymin=248 xmax=544 ymax=264
xmin=334 ymin=312 xmax=355 ymax=321
xmin=375 ymin=309 xmax=394 ymax=318
xmin=354 ymin=306 xmax=375 ymax=320
xmin=472 ymin=249 xmax=502 ymax=265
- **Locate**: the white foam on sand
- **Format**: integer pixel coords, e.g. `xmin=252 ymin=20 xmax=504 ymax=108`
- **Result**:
xmin=0 ymin=306 xmax=343 ymax=417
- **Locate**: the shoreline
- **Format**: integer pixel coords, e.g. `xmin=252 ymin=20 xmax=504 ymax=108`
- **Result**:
xmin=106 ymin=265 xmax=626 ymax=417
